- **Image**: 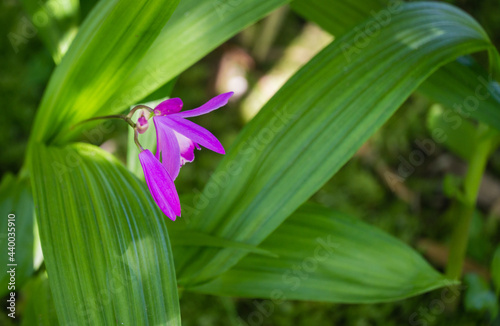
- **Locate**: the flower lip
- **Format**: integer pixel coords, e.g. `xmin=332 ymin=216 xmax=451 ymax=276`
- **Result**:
xmin=153 ymin=116 xmax=181 ymax=180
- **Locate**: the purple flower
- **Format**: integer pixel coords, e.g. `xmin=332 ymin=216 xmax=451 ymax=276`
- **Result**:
xmin=136 ymin=109 xmax=150 ymax=134
xmin=153 ymin=92 xmax=233 ymax=180
xmin=139 ymin=92 xmax=233 ymax=220
xmin=139 ymin=149 xmax=181 ymax=220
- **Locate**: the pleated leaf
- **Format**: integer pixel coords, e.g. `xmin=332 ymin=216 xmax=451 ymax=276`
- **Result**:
xmin=29 ymin=0 xmax=180 ymax=145
xmin=292 ymin=0 xmax=500 ymax=130
xmin=190 ymin=204 xmax=452 ymax=302
xmin=29 ymin=143 xmax=180 ymax=325
xmin=291 ymin=0 xmax=388 ymax=36
xmin=176 ymin=2 xmax=500 ymax=285
xmin=104 ymin=0 xmax=289 ymax=115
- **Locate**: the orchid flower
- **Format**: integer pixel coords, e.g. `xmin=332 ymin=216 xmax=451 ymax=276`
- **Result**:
xmin=138 ymin=92 xmax=233 ymax=220
xmin=76 ymin=92 xmax=233 ymax=221
xmin=153 ymin=92 xmax=233 ymax=180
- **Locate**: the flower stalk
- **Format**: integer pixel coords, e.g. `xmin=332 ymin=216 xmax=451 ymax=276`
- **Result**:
xmin=445 ymin=125 xmax=499 ymax=279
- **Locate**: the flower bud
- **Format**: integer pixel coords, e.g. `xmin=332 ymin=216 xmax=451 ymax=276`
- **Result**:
xmin=137 ymin=110 xmax=150 ymax=134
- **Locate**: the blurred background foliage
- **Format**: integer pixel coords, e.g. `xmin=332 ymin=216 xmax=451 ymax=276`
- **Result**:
xmin=1 ymin=0 xmax=499 ymax=325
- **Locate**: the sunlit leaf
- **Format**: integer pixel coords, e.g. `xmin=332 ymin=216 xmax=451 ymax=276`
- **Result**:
xmin=29 ymin=0 xmax=180 ymax=145
xmin=29 ymin=143 xmax=181 ymax=325
xmin=175 ymin=2 xmax=500 ymax=285
xmin=292 ymin=0 xmax=500 ymax=130
xmin=104 ymin=0 xmax=290 ymax=116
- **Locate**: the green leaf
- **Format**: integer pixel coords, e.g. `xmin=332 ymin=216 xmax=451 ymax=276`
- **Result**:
xmin=0 ymin=174 xmax=34 ymax=297
xmin=20 ymin=0 xmax=79 ymax=63
xmin=189 ymin=204 xmax=452 ymax=303
xmin=29 ymin=0 xmax=180 ymax=145
xmin=104 ymin=0 xmax=290 ymax=116
xmin=176 ymin=2 xmax=500 ymax=285
xmin=426 ymin=104 xmax=477 ymax=161
xmin=291 ymin=0 xmax=388 ymax=37
xmin=29 ymin=143 xmax=180 ymax=325
xmin=292 ymin=0 xmax=500 ymax=131
xmin=170 ymin=230 xmax=277 ymax=258
xmin=21 ymin=273 xmax=59 ymax=326
xmin=419 ymin=57 xmax=500 ymax=131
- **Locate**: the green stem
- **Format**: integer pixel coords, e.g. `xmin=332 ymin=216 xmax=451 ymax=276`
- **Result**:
xmin=446 ymin=126 xmax=497 ymax=279
xmin=134 ymin=128 xmax=144 ymax=152
xmin=71 ymin=114 xmax=136 ymax=129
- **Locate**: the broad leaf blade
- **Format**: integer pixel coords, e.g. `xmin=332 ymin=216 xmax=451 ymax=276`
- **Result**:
xmin=176 ymin=2 xmax=500 ymax=285
xmin=291 ymin=0 xmax=388 ymax=37
xmin=29 ymin=143 xmax=180 ymax=325
xmin=104 ymin=0 xmax=290 ymax=115
xmin=30 ymin=0 xmax=180 ymax=145
xmin=190 ymin=204 xmax=452 ymax=303
xmin=292 ymin=0 xmax=500 ymax=130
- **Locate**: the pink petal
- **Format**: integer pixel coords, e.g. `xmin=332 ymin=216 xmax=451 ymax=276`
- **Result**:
xmin=173 ymin=131 xmax=198 ymax=165
xmin=139 ymin=149 xmax=181 ymax=221
xmin=153 ymin=117 xmax=181 ymax=180
xmin=154 ymin=98 xmax=183 ymax=116
xmin=155 ymin=116 xmax=225 ymax=154
xmin=172 ymin=92 xmax=233 ymax=118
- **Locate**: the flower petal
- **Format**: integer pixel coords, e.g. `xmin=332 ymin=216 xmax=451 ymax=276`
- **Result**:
xmin=153 ymin=117 xmax=181 ymax=180
xmin=173 ymin=131 xmax=198 ymax=165
xmin=155 ymin=116 xmax=225 ymax=154
xmin=172 ymin=92 xmax=233 ymax=118
xmin=139 ymin=149 xmax=181 ymax=220
xmin=154 ymin=97 xmax=183 ymax=116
